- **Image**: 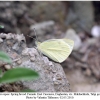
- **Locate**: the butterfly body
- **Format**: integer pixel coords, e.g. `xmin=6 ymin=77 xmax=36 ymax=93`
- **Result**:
xmin=37 ymin=39 xmax=74 ymax=63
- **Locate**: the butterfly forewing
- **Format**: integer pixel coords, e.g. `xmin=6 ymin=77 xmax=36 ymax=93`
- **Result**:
xmin=37 ymin=39 xmax=73 ymax=63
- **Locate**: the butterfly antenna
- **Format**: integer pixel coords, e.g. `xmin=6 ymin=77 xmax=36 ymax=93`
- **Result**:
xmin=27 ymin=35 xmax=34 ymax=39
xmin=27 ymin=28 xmax=39 ymax=46
xmin=28 ymin=29 xmax=47 ymax=64
xmin=33 ymin=28 xmax=45 ymax=62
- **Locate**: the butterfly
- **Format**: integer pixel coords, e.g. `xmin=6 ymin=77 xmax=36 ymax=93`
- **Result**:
xmin=36 ymin=38 xmax=74 ymax=63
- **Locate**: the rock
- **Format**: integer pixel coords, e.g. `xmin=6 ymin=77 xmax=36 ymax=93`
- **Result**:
xmin=85 ymin=38 xmax=98 ymax=45
xmin=0 ymin=38 xmax=3 ymax=43
xmin=4 ymin=64 xmax=12 ymax=70
xmin=91 ymin=25 xmax=100 ymax=37
xmin=0 ymin=2 xmax=28 ymax=33
xmin=0 ymin=33 xmax=70 ymax=92
xmin=65 ymin=1 xmax=94 ymax=33
xmin=30 ymin=20 xmax=55 ymax=36
xmin=65 ymin=9 xmax=78 ymax=26
xmin=29 ymin=1 xmax=66 ymax=22
xmin=79 ymin=38 xmax=97 ymax=53
xmin=0 ymin=1 xmax=66 ymax=40
xmin=65 ymin=28 xmax=82 ymax=51
xmin=84 ymin=68 xmax=92 ymax=77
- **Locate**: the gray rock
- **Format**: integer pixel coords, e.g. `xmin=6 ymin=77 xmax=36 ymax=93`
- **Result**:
xmin=29 ymin=1 xmax=66 ymax=22
xmin=85 ymin=38 xmax=98 ymax=45
xmin=30 ymin=20 xmax=55 ymax=36
xmin=91 ymin=25 xmax=100 ymax=37
xmin=0 ymin=33 xmax=70 ymax=92
xmin=66 ymin=1 xmax=94 ymax=33
xmin=65 ymin=28 xmax=82 ymax=51
xmin=0 ymin=1 xmax=66 ymax=35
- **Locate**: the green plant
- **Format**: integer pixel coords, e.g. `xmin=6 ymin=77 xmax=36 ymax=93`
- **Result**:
xmin=0 ymin=25 xmax=4 ymax=28
xmin=0 ymin=51 xmax=39 ymax=92
xmin=0 ymin=51 xmax=12 ymax=63
xmin=0 ymin=67 xmax=39 ymax=84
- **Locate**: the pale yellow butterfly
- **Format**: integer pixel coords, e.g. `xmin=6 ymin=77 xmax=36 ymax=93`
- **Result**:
xmin=36 ymin=38 xmax=74 ymax=63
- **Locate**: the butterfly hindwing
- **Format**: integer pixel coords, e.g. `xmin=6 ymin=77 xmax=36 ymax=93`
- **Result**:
xmin=63 ymin=39 xmax=74 ymax=50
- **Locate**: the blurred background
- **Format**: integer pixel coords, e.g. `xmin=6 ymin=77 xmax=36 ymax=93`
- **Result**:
xmin=0 ymin=1 xmax=100 ymax=92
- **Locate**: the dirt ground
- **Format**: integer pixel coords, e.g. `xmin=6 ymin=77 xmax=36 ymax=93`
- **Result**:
xmin=64 ymin=67 xmax=100 ymax=92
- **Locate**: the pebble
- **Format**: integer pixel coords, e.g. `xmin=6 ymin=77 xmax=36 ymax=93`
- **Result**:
xmin=4 ymin=64 xmax=12 ymax=70
xmin=22 ymin=48 xmax=29 ymax=56
xmin=53 ymin=81 xmax=60 ymax=85
xmin=16 ymin=60 xmax=22 ymax=64
xmin=84 ymin=68 xmax=92 ymax=76
xmin=6 ymin=33 xmax=12 ymax=39
xmin=7 ymin=40 xmax=12 ymax=45
xmin=22 ymin=48 xmax=38 ymax=56
xmin=30 ymin=20 xmax=55 ymax=36
xmin=65 ymin=28 xmax=82 ymax=51
xmin=0 ymin=33 xmax=6 ymax=38
xmin=91 ymin=25 xmax=100 ymax=37
xmin=30 ymin=56 xmax=35 ymax=62
xmin=49 ymin=61 xmax=53 ymax=66
xmin=56 ymin=74 xmax=62 ymax=80
xmin=43 ymin=56 xmax=50 ymax=64
xmin=16 ymin=34 xmax=25 ymax=42
xmin=0 ymin=38 xmax=3 ymax=43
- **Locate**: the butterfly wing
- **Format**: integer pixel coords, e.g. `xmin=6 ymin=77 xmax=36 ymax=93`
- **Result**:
xmin=37 ymin=39 xmax=74 ymax=63
xmin=63 ymin=39 xmax=74 ymax=50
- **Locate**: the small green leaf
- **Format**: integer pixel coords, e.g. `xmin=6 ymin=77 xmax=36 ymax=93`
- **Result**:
xmin=0 ymin=25 xmax=4 ymax=28
xmin=0 ymin=69 xmax=2 ymax=75
xmin=21 ymin=89 xmax=35 ymax=92
xmin=0 ymin=51 xmax=12 ymax=63
xmin=0 ymin=67 xmax=39 ymax=84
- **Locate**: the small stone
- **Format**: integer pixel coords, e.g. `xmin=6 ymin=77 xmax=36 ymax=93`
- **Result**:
xmin=56 ymin=76 xmax=62 ymax=80
xmin=29 ymin=52 xmax=35 ymax=57
xmin=10 ymin=52 xmax=19 ymax=60
xmin=22 ymin=48 xmax=29 ymax=56
xmin=0 ymin=33 xmax=6 ymax=38
xmin=53 ymin=81 xmax=60 ymax=85
xmin=56 ymin=74 xmax=62 ymax=80
xmin=43 ymin=56 xmax=50 ymax=64
xmin=4 ymin=64 xmax=12 ymax=70
xmin=53 ymin=76 xmax=62 ymax=84
xmin=53 ymin=77 xmax=56 ymax=82
xmin=52 ymin=70 xmax=56 ymax=73
xmin=84 ymin=68 xmax=92 ymax=76
xmin=6 ymin=33 xmax=12 ymax=39
xmin=30 ymin=20 xmax=55 ymax=36
xmin=16 ymin=60 xmax=22 ymax=64
xmin=30 ymin=57 xmax=35 ymax=62
xmin=16 ymin=34 xmax=25 ymax=42
xmin=86 ymin=38 xmax=97 ymax=46
xmin=91 ymin=25 xmax=100 ymax=38
xmin=0 ymin=38 xmax=3 ymax=43
xmin=22 ymin=48 xmax=38 ymax=56
xmin=65 ymin=28 xmax=82 ymax=51
xmin=7 ymin=40 xmax=12 ymax=45
xmin=12 ymin=43 xmax=19 ymax=50
xmin=49 ymin=62 xmax=53 ymax=66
